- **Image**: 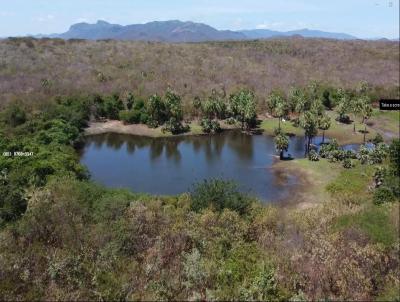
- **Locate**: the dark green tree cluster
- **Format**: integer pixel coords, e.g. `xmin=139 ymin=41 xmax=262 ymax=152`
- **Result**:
xmin=194 ymin=89 xmax=257 ymax=133
xmin=0 ymin=98 xmax=89 ymax=225
xmin=117 ymin=89 xmax=188 ymax=134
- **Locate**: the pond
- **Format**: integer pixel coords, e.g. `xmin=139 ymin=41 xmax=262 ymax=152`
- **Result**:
xmin=79 ymin=131 xmax=356 ymax=202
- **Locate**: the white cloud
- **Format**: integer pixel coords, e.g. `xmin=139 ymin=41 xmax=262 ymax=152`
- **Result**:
xmin=255 ymin=21 xmax=320 ymax=31
xmin=256 ymin=22 xmax=284 ymax=30
xmin=35 ymin=14 xmax=55 ymax=22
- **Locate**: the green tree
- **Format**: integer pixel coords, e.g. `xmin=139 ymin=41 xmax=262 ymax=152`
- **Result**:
xmin=2 ymin=103 xmax=26 ymax=127
xmin=190 ymin=179 xmax=252 ymax=215
xmin=229 ymin=89 xmax=257 ymax=131
xmin=163 ymin=89 xmax=187 ymax=134
xmin=126 ymin=92 xmax=135 ymax=110
xmin=266 ymin=91 xmax=283 ymax=115
xmin=274 ymin=99 xmax=288 ymax=131
xmin=288 ymin=87 xmax=307 ymax=114
xmin=318 ymin=114 xmax=331 ymax=144
xmin=147 ymin=94 xmax=166 ymax=127
xmin=359 ymin=98 xmax=372 ymax=144
xmin=274 ymin=133 xmax=289 ymax=160
xmin=300 ymin=111 xmax=318 ymax=155
xmin=336 ymin=89 xmax=350 ymax=122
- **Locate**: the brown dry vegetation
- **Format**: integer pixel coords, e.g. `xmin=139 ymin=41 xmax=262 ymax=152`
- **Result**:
xmin=0 ymin=37 xmax=399 ymax=107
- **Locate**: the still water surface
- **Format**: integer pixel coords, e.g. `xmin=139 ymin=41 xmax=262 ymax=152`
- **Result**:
xmin=80 ymin=131 xmax=353 ymax=201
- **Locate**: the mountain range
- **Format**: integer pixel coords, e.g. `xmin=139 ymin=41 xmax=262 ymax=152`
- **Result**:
xmin=34 ymin=20 xmax=360 ymax=42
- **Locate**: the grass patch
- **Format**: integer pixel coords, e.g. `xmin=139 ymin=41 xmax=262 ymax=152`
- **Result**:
xmin=369 ymin=109 xmax=400 ymax=137
xmin=260 ymin=112 xmax=379 ymax=145
xmin=333 ymin=204 xmax=398 ymax=247
xmin=260 ymin=118 xmax=303 ymax=136
xmin=326 ymin=162 xmax=374 ymax=198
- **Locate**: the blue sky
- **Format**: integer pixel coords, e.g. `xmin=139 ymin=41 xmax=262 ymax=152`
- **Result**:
xmin=0 ymin=0 xmax=399 ymax=38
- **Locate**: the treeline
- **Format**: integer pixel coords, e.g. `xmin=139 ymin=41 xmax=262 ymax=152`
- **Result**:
xmin=77 ymin=81 xmax=380 ymax=139
xmin=87 ymin=88 xmax=258 ymax=134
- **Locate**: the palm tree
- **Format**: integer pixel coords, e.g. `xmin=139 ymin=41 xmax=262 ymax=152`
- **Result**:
xmin=318 ymin=114 xmax=331 ymax=144
xmin=336 ymin=89 xmax=349 ymax=122
xmin=274 ymin=133 xmax=289 ymax=160
xmin=360 ymin=100 xmax=372 ymax=144
xmin=274 ymin=100 xmax=288 ymax=131
xmin=300 ymin=111 xmax=318 ymax=155
xmin=352 ymin=97 xmax=365 ymax=133
xmin=229 ymin=89 xmax=256 ymax=131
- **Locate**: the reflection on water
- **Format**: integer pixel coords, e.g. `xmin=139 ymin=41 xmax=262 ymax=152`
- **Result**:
xmin=80 ymin=131 xmax=357 ymax=201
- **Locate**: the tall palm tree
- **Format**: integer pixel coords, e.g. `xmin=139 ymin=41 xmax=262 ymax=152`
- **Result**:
xmin=360 ymin=100 xmax=372 ymax=144
xmin=318 ymin=114 xmax=331 ymax=144
xmin=300 ymin=111 xmax=318 ymax=155
xmin=275 ymin=100 xmax=288 ymax=131
xmin=274 ymin=133 xmax=289 ymax=160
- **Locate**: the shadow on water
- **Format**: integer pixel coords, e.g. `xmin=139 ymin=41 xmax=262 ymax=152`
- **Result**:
xmin=80 ymin=131 xmax=362 ymax=202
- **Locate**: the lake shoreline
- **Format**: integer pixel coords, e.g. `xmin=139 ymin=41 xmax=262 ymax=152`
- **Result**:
xmin=84 ymin=119 xmax=241 ymax=138
xmin=84 ymin=117 xmax=385 ymax=145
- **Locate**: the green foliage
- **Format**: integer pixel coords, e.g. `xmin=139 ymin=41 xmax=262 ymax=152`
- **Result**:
xmin=161 ymin=89 xmax=187 ymax=134
xmin=342 ymin=158 xmax=354 ymax=169
xmin=94 ymin=94 xmax=124 ymax=119
xmin=308 ymin=150 xmax=320 ymax=161
xmin=300 ymin=111 xmax=318 ymax=154
xmin=0 ymin=181 xmax=27 ymax=225
xmin=190 ymin=179 xmax=253 ymax=215
xmin=373 ymin=187 xmax=396 ymax=205
xmin=388 ymin=139 xmax=400 ymax=176
xmin=200 ymin=118 xmax=221 ymax=134
xmin=147 ymin=94 xmax=166 ymax=127
xmin=2 ymin=103 xmax=26 ymax=127
xmin=274 ymin=133 xmax=289 ymax=160
xmin=239 ymin=264 xmax=282 ymax=301
xmin=119 ymin=109 xmax=140 ymax=124
xmin=334 ymin=205 xmax=397 ymax=247
xmin=229 ymin=89 xmax=257 ymax=130
xmin=372 ymin=133 xmax=384 ymax=145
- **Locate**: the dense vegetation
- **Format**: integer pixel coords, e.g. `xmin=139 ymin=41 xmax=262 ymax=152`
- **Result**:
xmin=0 ymin=37 xmax=399 ymax=301
xmin=0 ymin=89 xmax=399 ymax=300
xmin=0 ymin=38 xmax=399 ymax=108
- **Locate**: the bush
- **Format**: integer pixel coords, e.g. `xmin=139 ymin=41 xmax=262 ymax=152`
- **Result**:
xmin=133 ymin=99 xmax=145 ymax=110
xmin=162 ymin=117 xmax=189 ymax=134
xmin=139 ymin=112 xmax=149 ymax=124
xmin=373 ymin=187 xmax=395 ymax=205
xmin=319 ymin=140 xmax=339 ymax=158
xmin=0 ymin=183 xmax=27 ymax=225
xmin=200 ymin=118 xmax=221 ymax=134
xmin=273 ymin=127 xmax=282 ymax=136
xmin=2 ymin=103 xmax=26 ymax=127
xmin=190 ymin=179 xmax=253 ymax=215
xmin=119 ymin=110 xmax=141 ymax=124
xmin=308 ymin=150 xmax=320 ymax=161
xmin=343 ymin=150 xmax=357 ymax=159
xmin=225 ymin=117 xmax=236 ymax=125
xmin=342 ymin=158 xmax=354 ymax=169
xmin=335 ymin=114 xmax=351 ymax=124
xmin=372 ymin=133 xmax=384 ymax=145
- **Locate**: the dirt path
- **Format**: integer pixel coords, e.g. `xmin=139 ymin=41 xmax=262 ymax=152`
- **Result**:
xmin=85 ymin=120 xmax=167 ymax=137
xmin=84 ymin=120 xmax=241 ymax=137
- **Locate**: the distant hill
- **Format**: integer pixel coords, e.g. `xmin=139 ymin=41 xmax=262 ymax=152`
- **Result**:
xmin=240 ymin=28 xmax=357 ymax=40
xmin=54 ymin=20 xmax=245 ymax=42
xmin=33 ymin=20 xmax=359 ymax=42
